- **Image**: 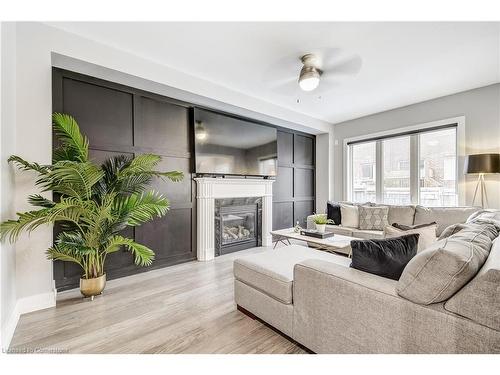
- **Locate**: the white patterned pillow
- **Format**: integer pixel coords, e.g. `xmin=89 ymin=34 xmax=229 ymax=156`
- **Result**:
xmin=359 ymin=205 xmax=389 ymax=231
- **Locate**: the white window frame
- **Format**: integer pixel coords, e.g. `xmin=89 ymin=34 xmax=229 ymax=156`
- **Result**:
xmin=343 ymin=116 xmax=466 ymax=206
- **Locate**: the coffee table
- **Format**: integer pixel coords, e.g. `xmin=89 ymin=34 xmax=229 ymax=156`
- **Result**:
xmin=270 ymin=228 xmax=356 ymax=257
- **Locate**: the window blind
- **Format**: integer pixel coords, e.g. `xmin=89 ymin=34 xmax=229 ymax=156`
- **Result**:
xmin=346 ymin=123 xmax=457 ymax=146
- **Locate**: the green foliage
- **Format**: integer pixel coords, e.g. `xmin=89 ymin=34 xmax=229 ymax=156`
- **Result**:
xmin=113 ymin=191 xmax=170 ymax=226
xmin=312 ymin=214 xmax=334 ymax=225
xmin=0 ymin=113 xmax=183 ymax=279
xmin=52 ymin=113 xmax=89 ymax=162
xmin=7 ymin=155 xmax=51 ymax=174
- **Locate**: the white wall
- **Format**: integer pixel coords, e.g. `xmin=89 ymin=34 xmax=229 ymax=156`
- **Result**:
xmin=0 ymin=22 xmax=19 ymax=350
xmin=13 ymin=23 xmax=56 ymax=311
xmin=332 ymin=84 xmax=500 ymax=208
xmin=0 ymin=21 xmax=334 ymax=344
xmin=315 ymin=132 xmax=335 ymax=213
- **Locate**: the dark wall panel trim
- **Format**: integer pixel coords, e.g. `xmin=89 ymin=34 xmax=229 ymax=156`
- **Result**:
xmin=273 ymin=130 xmax=316 ymax=230
xmin=52 ymin=68 xmax=197 ymax=291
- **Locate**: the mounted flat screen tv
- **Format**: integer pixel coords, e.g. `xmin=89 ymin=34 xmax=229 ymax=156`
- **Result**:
xmin=194 ymin=108 xmax=277 ymax=177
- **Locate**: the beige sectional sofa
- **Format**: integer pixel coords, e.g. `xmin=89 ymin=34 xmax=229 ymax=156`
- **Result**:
xmin=234 ymin=209 xmax=500 ymax=353
xmin=306 ymin=203 xmax=480 ymax=238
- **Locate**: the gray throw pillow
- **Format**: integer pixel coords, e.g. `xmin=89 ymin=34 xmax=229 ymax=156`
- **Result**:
xmin=444 ymin=237 xmax=500 ymax=331
xmin=397 ymin=223 xmax=498 ymax=305
xmin=358 ymin=205 xmax=389 ymax=231
xmin=438 ymin=223 xmax=468 ymax=240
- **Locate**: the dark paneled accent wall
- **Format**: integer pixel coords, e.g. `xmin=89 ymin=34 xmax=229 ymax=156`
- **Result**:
xmin=273 ymin=131 xmax=315 ymax=230
xmin=52 ymin=68 xmax=315 ymax=290
xmin=52 ymin=69 xmax=196 ymax=291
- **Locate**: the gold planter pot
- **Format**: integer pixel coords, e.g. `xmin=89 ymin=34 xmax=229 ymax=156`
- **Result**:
xmin=80 ymin=274 xmax=106 ymax=300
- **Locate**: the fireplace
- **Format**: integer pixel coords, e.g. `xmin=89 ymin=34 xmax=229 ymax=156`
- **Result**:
xmin=195 ymin=177 xmax=273 ymax=261
xmin=215 ymin=197 xmax=262 ymax=256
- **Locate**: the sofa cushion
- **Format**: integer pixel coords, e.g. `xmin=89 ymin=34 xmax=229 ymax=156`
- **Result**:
xmin=326 ymin=201 xmax=342 ymax=225
xmin=340 ymin=204 xmax=359 ymax=228
xmin=392 ymin=222 xmax=436 ymax=230
xmin=339 ymin=201 xmax=372 ymax=206
xmin=324 ymin=225 xmax=384 ymax=239
xmin=358 ymin=205 xmax=389 ymax=230
xmin=384 ymin=223 xmax=437 ymax=252
xmin=396 ymin=223 xmax=498 ymax=305
xmin=350 ymin=234 xmax=419 ymax=280
xmin=444 ymin=237 xmax=500 ymax=331
xmin=351 ymin=228 xmax=385 ymax=240
xmin=326 ymin=225 xmax=354 ymax=236
xmin=413 ymin=206 xmax=480 ymax=237
xmin=387 ymin=205 xmax=416 ymax=226
xmin=233 ymin=245 xmax=351 ymax=304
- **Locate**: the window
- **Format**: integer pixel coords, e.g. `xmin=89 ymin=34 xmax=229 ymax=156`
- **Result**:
xmin=383 ymin=136 xmax=411 ymax=204
xmin=348 ymin=126 xmax=457 ymax=206
xmin=351 ymin=142 xmax=376 ymax=203
xmin=419 ymin=128 xmax=457 ymax=206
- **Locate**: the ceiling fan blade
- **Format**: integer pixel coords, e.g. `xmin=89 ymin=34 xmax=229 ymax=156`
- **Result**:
xmin=322 ymin=54 xmax=363 ymax=76
xmin=268 ymin=78 xmax=301 ymax=96
xmin=267 ymin=76 xmax=297 ymax=88
xmin=262 ymin=53 xmax=302 ymax=85
xmin=312 ymin=80 xmax=340 ymax=96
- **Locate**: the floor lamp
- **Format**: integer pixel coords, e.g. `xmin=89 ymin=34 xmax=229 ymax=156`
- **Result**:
xmin=464 ymin=153 xmax=500 ymax=208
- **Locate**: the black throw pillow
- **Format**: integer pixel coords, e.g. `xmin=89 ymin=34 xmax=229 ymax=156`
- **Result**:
xmin=326 ymin=201 xmax=341 ymax=225
xmin=350 ymin=234 xmax=419 ymax=280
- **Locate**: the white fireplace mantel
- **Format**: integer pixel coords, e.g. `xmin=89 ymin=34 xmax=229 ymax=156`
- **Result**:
xmin=195 ymin=177 xmax=274 ymax=261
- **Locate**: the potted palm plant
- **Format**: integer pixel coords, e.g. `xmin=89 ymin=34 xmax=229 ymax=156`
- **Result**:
xmin=0 ymin=113 xmax=183 ymax=299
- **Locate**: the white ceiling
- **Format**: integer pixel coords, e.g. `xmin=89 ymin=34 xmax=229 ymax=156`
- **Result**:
xmin=48 ymin=22 xmax=500 ymax=124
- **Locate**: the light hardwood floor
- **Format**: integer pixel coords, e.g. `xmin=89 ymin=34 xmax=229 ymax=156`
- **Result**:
xmin=10 ymin=247 xmax=306 ymax=354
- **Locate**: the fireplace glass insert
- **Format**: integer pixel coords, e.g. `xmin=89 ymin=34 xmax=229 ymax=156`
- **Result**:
xmin=215 ymin=197 xmax=262 ymax=255
xmin=222 ymin=209 xmax=255 ymax=245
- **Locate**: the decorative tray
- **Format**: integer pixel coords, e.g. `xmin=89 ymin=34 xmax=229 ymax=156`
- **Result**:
xmin=300 ymin=229 xmax=335 ymax=239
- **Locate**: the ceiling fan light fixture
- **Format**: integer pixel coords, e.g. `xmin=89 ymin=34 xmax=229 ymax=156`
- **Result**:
xmin=298 ymin=66 xmax=320 ymax=92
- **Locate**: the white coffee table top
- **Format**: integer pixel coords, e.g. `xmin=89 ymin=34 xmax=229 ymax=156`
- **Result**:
xmin=270 ymin=228 xmax=356 ymax=250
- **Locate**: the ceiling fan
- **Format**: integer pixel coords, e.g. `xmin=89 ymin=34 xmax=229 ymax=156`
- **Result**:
xmin=298 ymin=54 xmax=323 ymax=91
xmin=264 ymin=48 xmax=362 ymax=95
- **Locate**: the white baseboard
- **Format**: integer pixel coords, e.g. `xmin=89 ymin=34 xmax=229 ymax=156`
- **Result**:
xmin=1 ymin=306 xmax=20 ymax=352
xmin=16 ymin=291 xmax=56 ymax=315
xmin=1 ymin=291 xmax=56 ymax=350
